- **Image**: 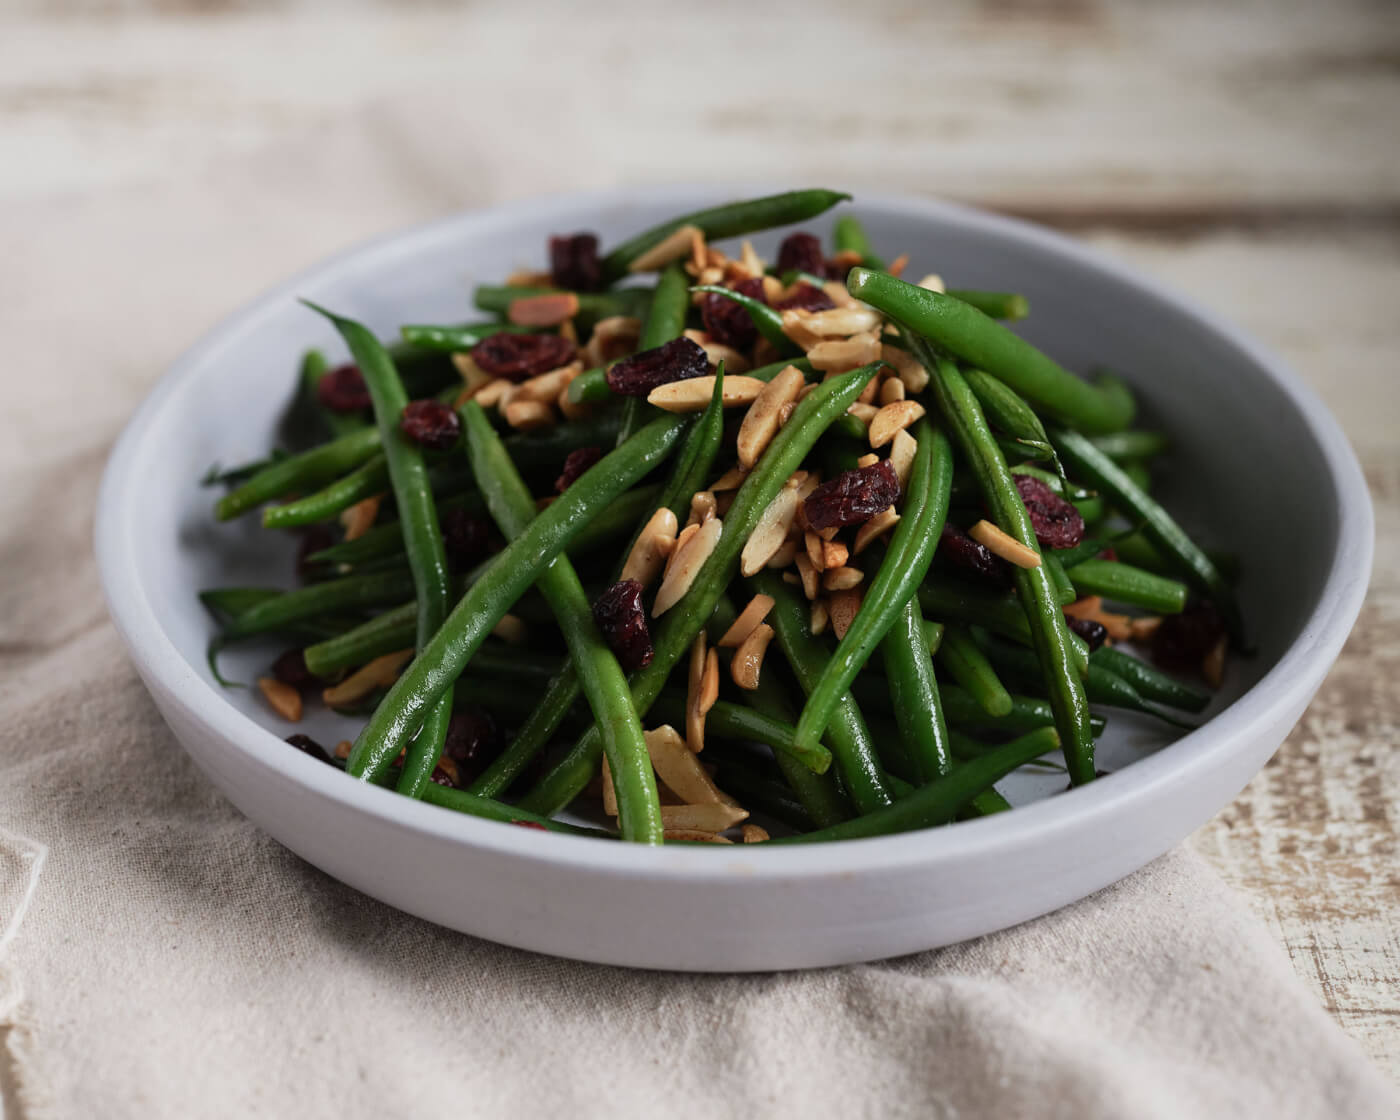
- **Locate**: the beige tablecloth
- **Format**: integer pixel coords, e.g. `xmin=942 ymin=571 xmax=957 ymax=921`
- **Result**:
xmin=0 ymin=100 xmax=1394 ymax=1119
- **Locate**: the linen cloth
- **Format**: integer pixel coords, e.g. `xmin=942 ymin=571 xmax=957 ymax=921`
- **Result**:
xmin=0 ymin=99 xmax=1394 ymax=1120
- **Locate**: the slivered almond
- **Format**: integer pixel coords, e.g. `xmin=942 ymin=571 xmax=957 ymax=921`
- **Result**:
xmin=737 ymin=366 xmax=806 ymax=469
xmin=829 ymin=587 xmax=863 ymax=639
xmin=504 ymin=398 xmax=555 ymax=431
xmin=517 ymin=360 xmax=583 ymax=403
xmin=856 ymin=374 xmax=880 ymax=405
xmin=687 ymin=633 xmax=717 ymax=753
xmin=822 ymin=539 xmax=849 ymax=569
xmin=690 ymin=229 xmax=709 ymax=273
xmin=915 ymin=272 xmax=946 ymax=293
xmin=847 ymin=402 xmax=879 ymax=425
xmin=795 ymin=552 xmax=820 ymax=599
xmin=506 ymin=268 xmax=553 ymax=287
xmin=1064 ymin=595 xmax=1134 ymax=642
xmin=1130 ymin=616 xmax=1163 ymax=641
xmin=741 ymin=824 xmax=771 ymax=844
xmin=869 ymin=400 xmax=926 ymax=448
xmin=740 ymin=239 xmax=764 ymax=278
xmin=782 ymin=571 xmax=801 ymax=586
xmin=474 ymin=377 xmax=512 ymax=408
xmin=854 ymin=507 xmax=900 ymax=554
xmin=630 ymin=224 xmax=704 ymax=272
xmin=322 ymin=648 xmax=414 ymax=707
xmin=709 ymin=465 xmax=748 ymax=492
xmin=761 ymin=274 xmax=784 ymax=303
xmin=451 ymin=352 xmax=492 ymax=396
xmin=661 ymin=804 xmax=749 ymax=832
xmin=645 ymin=725 xmax=728 ymax=804
xmin=600 ymin=757 xmax=617 ymax=817
xmin=682 ymin=330 xmax=753 ymax=374
xmin=888 ymin=253 xmax=909 ymax=278
xmin=889 ymin=430 xmax=917 ymax=488
xmin=1202 ymin=635 xmax=1228 ymax=689
xmin=817 ymin=525 xmax=839 ymax=542
xmin=823 ymin=565 xmax=864 ymax=592
xmin=828 ymin=249 xmax=863 ymax=275
xmin=741 ymin=486 xmax=803 ymax=575
xmin=805 ymin=529 xmax=826 ymax=573
xmin=647 ymin=375 xmax=765 ymax=412
xmin=663 ymin=522 xmax=700 ymax=582
xmin=718 ymin=593 xmax=775 ymax=648
xmin=801 ymin=307 xmax=881 ymax=337
xmin=810 ymin=598 xmax=830 ymax=635
xmin=856 ymin=452 xmax=879 ymax=469
xmin=334 ymin=740 xmax=353 ymax=760
xmin=969 ymin=519 xmax=1041 ymax=569
xmin=582 ymin=316 xmax=642 ymax=368
xmin=696 ymin=265 xmax=724 ymax=287
xmin=880 ymin=376 xmax=906 ymax=405
xmin=823 ymin=280 xmax=859 ymax=308
xmin=558 ymin=318 xmax=578 ymax=346
xmin=881 ymin=344 xmax=929 ymax=392
xmin=492 ymin=613 xmax=529 ymax=644
xmin=257 ymin=677 xmax=302 ymax=722
xmin=621 ymin=507 xmax=679 ymax=587
xmin=778 ymin=401 xmax=797 ymax=427
xmin=807 ymin=331 xmax=881 ymax=373
xmin=665 ymin=830 xmax=733 ymax=844
xmin=653 ymin=516 xmax=722 ymax=616
xmin=508 ymin=291 xmax=579 ymax=326
xmin=779 ymin=309 xmax=824 ymax=351
xmin=687 ymin=490 xmax=717 ymax=528
xmin=340 ymin=496 xmax=381 ymax=542
xmin=765 ymin=537 xmax=799 ymax=569
xmin=730 ymin=622 xmax=774 ymax=691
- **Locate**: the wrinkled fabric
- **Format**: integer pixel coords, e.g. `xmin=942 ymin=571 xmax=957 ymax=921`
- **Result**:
xmin=0 ymin=100 xmax=1395 ymax=1120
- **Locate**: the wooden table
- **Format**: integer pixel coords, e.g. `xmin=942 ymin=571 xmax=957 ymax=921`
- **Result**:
xmin=5 ymin=0 xmax=1395 ymax=1077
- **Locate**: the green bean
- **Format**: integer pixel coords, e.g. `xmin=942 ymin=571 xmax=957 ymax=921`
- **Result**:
xmin=345 ymin=411 xmax=687 ymax=782
xmin=832 ymin=215 xmax=885 ymax=270
xmin=767 ymin=728 xmax=1060 ymax=843
xmin=881 ymin=595 xmax=954 ymax=783
xmin=1123 ymin=461 xmax=1152 ymax=494
xmin=313 ymin=306 xmax=457 ymax=800
xmin=200 ymin=586 xmax=283 ymax=624
xmin=945 ymin=290 xmax=1030 ymax=321
xmin=1088 ymin=429 xmax=1169 ymax=461
xmin=215 ymin=426 xmax=381 ymax=521
xmin=202 ymin=451 xmax=289 ymax=489
xmin=563 ymin=366 xmax=614 ymax=405
xmin=966 ymin=789 xmax=1014 ymax=816
xmin=517 ymin=362 xmax=883 ymax=816
xmin=849 ymin=268 xmax=1133 ymax=435
xmin=219 ymin=568 xmax=417 ymax=641
xmin=937 ymin=624 xmax=1013 ymax=717
xmin=417 ymin=782 xmax=606 ymax=836
xmin=600 ymin=189 xmax=852 ymax=282
xmin=779 ymin=269 xmax=833 ymax=290
xmin=303 ymin=598 xmax=414 ymax=675
xmin=919 ymin=578 xmax=1089 ymax=673
xmin=912 ymin=345 xmax=1096 ymax=785
xmin=656 ymin=368 xmax=726 ymax=522
xmin=399 ymin=322 xmax=536 ymax=353
xmin=851 ymin=675 xmax=1106 ymax=737
xmin=1090 ymin=647 xmax=1210 ymax=713
xmin=463 ymin=403 xmax=663 ymax=843
xmin=473 ymin=285 xmax=652 ymax=323
xmin=754 ymin=572 xmax=895 ymax=814
xmin=963 ymin=368 xmax=1056 ymax=464
xmin=262 ymin=454 xmax=390 ymax=529
xmin=1111 ymin=531 xmax=1242 ymax=584
xmin=792 ymin=421 xmax=953 ymax=755
xmin=922 ymin=619 xmax=946 ymax=654
xmin=690 ymin=286 xmax=801 ymax=356
xmin=298 ymin=348 xmax=366 ymax=438
xmin=1049 ymin=536 xmax=1111 ymax=571
xmin=708 ymin=757 xmax=817 ymax=832
xmin=647 ymin=695 xmax=831 ymax=774
xmin=1008 ymin=464 xmax=1105 ymax=524
xmin=1051 ymin=426 xmax=1244 ymax=644
xmin=1065 ymin=558 xmax=1188 ymax=614
xmin=615 ymin=261 xmax=693 ymax=446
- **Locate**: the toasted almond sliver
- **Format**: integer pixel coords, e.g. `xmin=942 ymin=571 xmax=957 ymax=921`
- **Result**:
xmin=810 ymin=599 xmax=830 ymax=635
xmin=600 ymin=757 xmax=618 ymax=817
xmin=881 ymin=344 xmax=929 ymax=392
xmin=807 ymin=331 xmax=882 ymax=374
xmin=760 ymin=273 xmax=783 ymax=303
xmin=647 ymin=375 xmax=765 ymax=413
xmin=869 ymin=399 xmax=927 ymax=448
xmin=492 ymin=613 xmax=529 ymax=644
xmin=829 ymin=249 xmax=863 ymax=275
xmin=340 ymin=495 xmax=381 ymax=542
xmin=665 ymin=830 xmax=734 ymax=844
xmin=661 ymin=804 xmax=749 ymax=832
xmin=558 ymin=319 xmax=579 ymax=346
xmin=779 ymin=309 xmax=824 ymax=351
xmin=969 ymin=519 xmax=1041 ymax=569
xmin=888 ymin=253 xmax=909 ymax=278
xmin=823 ymin=566 xmax=864 ymax=592
xmin=880 ymin=376 xmax=907 ymax=405
xmin=504 ymin=398 xmax=555 ymax=431
xmin=829 ymin=587 xmax=863 ymax=640
xmin=322 ymin=648 xmax=414 ymax=707
xmin=645 ymin=725 xmax=727 ymax=805
xmin=777 ymin=401 xmax=797 ymax=427
xmin=765 ymin=537 xmax=799 ymax=569
xmin=1130 ymin=616 xmax=1163 ymax=641
xmin=730 ymin=622 xmax=774 ymax=691
xmin=709 ymin=465 xmax=748 ymax=492
xmin=630 ymin=224 xmax=704 ymax=273
xmin=801 ymin=307 xmax=881 ymax=337
xmin=822 ymin=539 xmax=849 ymax=569
xmin=856 ymin=373 xmax=880 ymax=405
xmin=889 ymin=429 xmax=918 ymax=488
xmin=508 ymin=292 xmax=580 ymax=326
xmin=654 ymin=516 xmax=723 ymax=617
xmin=742 ymin=824 xmax=771 ymax=844
xmin=1064 ymin=595 xmax=1134 ymax=642
xmin=516 ymin=360 xmax=583 ymax=404
xmin=915 ymin=272 xmax=946 ymax=293
xmin=782 ymin=571 xmax=801 ymax=586
xmin=257 ymin=677 xmax=302 ymax=722
xmin=847 ymin=402 xmax=879 ymax=425
xmin=795 ymin=552 xmax=820 ymax=600
xmin=687 ymin=490 xmax=718 ymax=528
xmin=718 ymin=593 xmax=776 ymax=648
xmin=681 ymin=329 xmax=753 ymax=375
xmin=823 ymin=280 xmax=859 ymax=309
xmin=741 ymin=486 xmax=803 ymax=576
xmin=856 ymin=452 xmax=880 ymax=469
xmin=687 ymin=633 xmax=708 ymax=753
xmin=853 ymin=507 xmax=900 ymax=554
xmin=621 ymin=507 xmax=680 ymax=588
xmin=451 ymin=351 xmax=492 ymax=395
xmin=737 ymin=366 xmax=807 ymax=469
xmin=1202 ymin=635 xmax=1228 ymax=689
xmin=662 ymin=522 xmax=700 ymax=583
xmin=582 ymin=316 xmax=642 ymax=368
xmin=804 ymin=529 xmax=826 ymax=573
xmin=474 ymin=378 xmax=512 ymax=407
xmin=334 ymin=740 xmax=353 ymax=760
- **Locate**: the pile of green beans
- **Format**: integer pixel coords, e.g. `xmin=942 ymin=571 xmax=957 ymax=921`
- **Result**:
xmin=199 ymin=191 xmax=1241 ymax=846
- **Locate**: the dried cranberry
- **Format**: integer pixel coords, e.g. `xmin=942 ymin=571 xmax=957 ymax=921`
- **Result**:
xmin=773 ymin=283 xmax=836 ymax=313
xmin=1098 ymin=546 xmax=1119 ymax=563
xmin=271 ymin=649 xmax=317 ymax=691
xmin=605 ymin=337 xmax=709 ymax=398
xmin=592 ymin=579 xmax=654 ymax=672
xmin=316 ymin=365 xmax=371 ymax=412
xmin=296 ymin=524 xmax=335 ymax=577
xmin=1151 ymin=602 xmax=1225 ymax=671
xmin=1014 ymin=475 xmax=1085 ymax=550
xmin=1066 ymin=616 xmax=1109 ymax=651
xmin=443 ymin=707 xmax=500 ymax=781
xmin=803 ymin=461 xmax=900 ymax=530
xmin=471 ymin=332 xmax=575 ymax=382
xmin=776 ymin=232 xmax=825 ymax=277
xmin=430 ymin=762 xmax=459 ymax=788
xmin=555 ymin=446 xmax=603 ymax=493
xmin=285 ymin=734 xmax=334 ymax=765
xmin=938 ymin=523 xmax=1014 ymax=588
xmin=511 ymin=820 xmax=549 ymax=831
xmin=549 ymin=232 xmax=602 ymax=292
xmin=701 ymin=277 xmax=768 ymax=350
xmin=440 ymin=508 xmax=493 ymax=569
xmin=399 ymin=399 xmax=461 ymax=451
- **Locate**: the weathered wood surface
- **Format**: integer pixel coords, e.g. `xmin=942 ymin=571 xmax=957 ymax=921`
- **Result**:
xmin=2 ymin=0 xmax=1396 ymax=1078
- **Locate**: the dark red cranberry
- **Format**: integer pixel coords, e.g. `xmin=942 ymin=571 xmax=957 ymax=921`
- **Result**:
xmin=471 ymin=332 xmax=576 ymax=382
xmin=701 ymin=276 xmax=768 ymax=350
xmin=776 ymin=232 xmax=825 ymax=277
xmin=285 ymin=734 xmax=334 ymax=765
xmin=441 ymin=508 xmax=493 ymax=569
xmin=316 ymin=365 xmax=371 ymax=412
xmin=1066 ymin=616 xmax=1109 ymax=651
xmin=1014 ymin=475 xmax=1085 ymax=550
xmin=429 ymin=763 xmax=458 ymax=788
xmin=399 ymin=399 xmax=461 ymax=451
xmin=555 ymin=446 xmax=603 ymax=493
xmin=803 ymin=461 xmax=900 ymax=530
xmin=1098 ymin=546 xmax=1119 ymax=562
xmin=1151 ymin=602 xmax=1226 ymax=671
xmin=605 ymin=337 xmax=709 ymax=397
xmin=511 ymin=820 xmax=549 ymax=830
xmin=549 ymin=232 xmax=601 ymax=292
xmin=271 ymin=649 xmax=317 ymax=691
xmin=773 ymin=283 xmax=837 ymax=312
xmin=295 ymin=524 xmax=335 ymax=577
xmin=443 ymin=707 xmax=499 ymax=781
xmin=939 ymin=523 xmax=1014 ymax=588
xmin=592 ymin=579 xmax=654 ymax=672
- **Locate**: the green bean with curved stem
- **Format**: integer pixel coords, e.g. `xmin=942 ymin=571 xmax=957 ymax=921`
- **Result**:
xmin=1090 ymin=647 xmax=1210 ymax=713
xmin=1065 ymin=558 xmax=1188 ymax=614
xmin=945 ymin=290 xmax=1029 ymax=321
xmin=690 ymin=286 xmax=801 ymax=356
xmin=881 ymin=594 xmax=954 ymax=784
xmin=398 ymin=322 xmax=537 ymax=352
xmin=937 ymin=624 xmax=1013 ymax=718
xmin=473 ymin=285 xmax=652 ymax=322
xmin=615 ymin=261 xmax=692 ymax=446
xmin=832 ymin=215 xmax=885 ymax=269
xmin=215 ymin=426 xmax=381 ymax=521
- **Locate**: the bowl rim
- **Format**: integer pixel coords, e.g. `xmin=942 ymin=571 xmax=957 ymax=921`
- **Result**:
xmin=95 ymin=183 xmax=1374 ymax=883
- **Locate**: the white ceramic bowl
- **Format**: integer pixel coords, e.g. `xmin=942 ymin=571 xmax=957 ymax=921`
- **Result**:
xmin=96 ymin=187 xmax=1372 ymax=971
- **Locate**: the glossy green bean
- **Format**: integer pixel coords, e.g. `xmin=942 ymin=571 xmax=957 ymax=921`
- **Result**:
xmin=299 ymin=348 xmax=366 ymax=438
xmin=1111 ymin=532 xmax=1242 ymax=584
xmin=215 ymin=426 xmax=381 ymax=521
xmin=219 ymin=568 xmax=416 ymax=641
xmin=882 ymin=595 xmax=954 ymax=783
xmin=600 ymin=189 xmax=851 ymax=281
xmin=708 ymin=757 xmax=817 ymax=832
xmin=616 ymin=261 xmax=693 ymax=446
xmin=1008 ymin=464 xmax=1105 ymax=524
xmin=918 ymin=579 xmax=1090 ymax=673
xmin=850 ymin=268 xmax=1133 ymax=435
xmin=964 ymin=367 xmax=1055 ymax=462
xmin=647 ymin=694 xmax=832 ymax=774
xmin=417 ymin=782 xmax=605 ymax=836
xmin=473 ymin=284 xmax=652 ymax=322
xmin=690 ymin=286 xmax=801 ymax=356
xmin=945 ymin=290 xmax=1030 ymax=321
xmin=1090 ymin=647 xmax=1210 ymax=713
xmin=399 ymin=322 xmax=536 ymax=353
xmin=937 ymin=624 xmax=1013 ymax=717
xmin=262 ymin=454 xmax=390 ymax=529
xmin=832 ymin=215 xmax=885 ymax=269
xmin=1041 ymin=553 xmax=1077 ymax=606
xmin=1065 ymin=558 xmax=1188 ymax=614
xmin=922 ymin=619 xmax=946 ymax=655
xmin=656 ymin=369 xmax=726 ymax=522
xmin=1088 ymin=429 xmax=1169 ymax=461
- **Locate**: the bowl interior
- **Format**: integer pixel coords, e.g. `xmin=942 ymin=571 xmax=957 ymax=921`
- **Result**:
xmin=119 ymin=187 xmax=1349 ymax=821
